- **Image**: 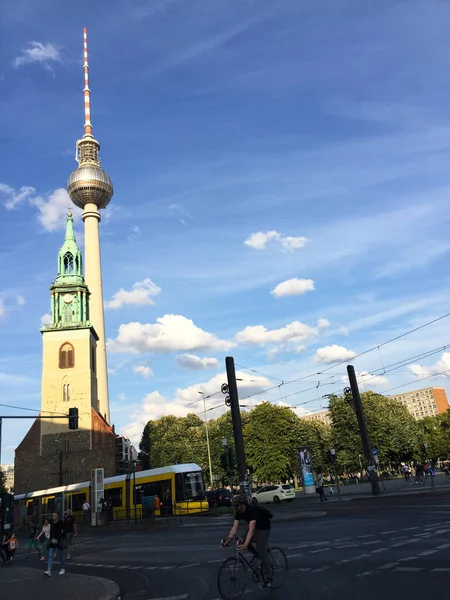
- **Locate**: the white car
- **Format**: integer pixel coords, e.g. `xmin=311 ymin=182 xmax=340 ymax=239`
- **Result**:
xmin=252 ymin=484 xmax=295 ymax=504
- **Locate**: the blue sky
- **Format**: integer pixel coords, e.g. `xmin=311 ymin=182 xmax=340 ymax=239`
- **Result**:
xmin=2 ymin=0 xmax=450 ymax=466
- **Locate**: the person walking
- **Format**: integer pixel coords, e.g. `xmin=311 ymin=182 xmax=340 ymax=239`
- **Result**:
xmin=316 ymin=470 xmax=328 ymax=502
xmin=38 ymin=518 xmax=51 ymax=561
xmin=1 ymin=533 xmax=11 ymax=563
xmin=82 ymin=500 xmax=91 ymax=526
xmin=43 ymin=512 xmax=66 ymax=577
xmin=63 ymin=509 xmax=78 ymax=560
xmin=8 ymin=534 xmax=18 ymax=560
xmin=26 ymin=517 xmax=41 ymax=560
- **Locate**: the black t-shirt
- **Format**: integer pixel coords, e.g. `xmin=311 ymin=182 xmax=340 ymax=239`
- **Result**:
xmin=238 ymin=505 xmax=271 ymax=531
xmin=49 ymin=520 xmax=64 ymax=547
xmin=63 ymin=515 xmax=76 ymax=534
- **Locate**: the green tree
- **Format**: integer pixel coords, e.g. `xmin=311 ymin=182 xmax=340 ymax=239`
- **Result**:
xmin=244 ymin=402 xmax=300 ymax=483
xmin=0 ymin=468 xmax=6 ymax=493
xmin=329 ymin=391 xmax=420 ymax=471
xmin=138 ymin=422 xmax=152 ymax=470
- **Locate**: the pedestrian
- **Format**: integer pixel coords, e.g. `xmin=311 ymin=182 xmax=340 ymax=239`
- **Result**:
xmin=43 ymin=511 xmax=66 ymax=577
xmin=37 ymin=518 xmax=51 ymax=561
xmin=26 ymin=517 xmax=41 ymax=559
xmin=402 ymin=464 xmax=410 ymax=482
xmin=316 ymin=470 xmax=328 ymax=502
xmin=82 ymin=500 xmax=91 ymax=526
xmin=8 ymin=534 xmax=18 ymax=559
xmin=1 ymin=533 xmax=11 ymax=563
xmin=63 ymin=509 xmax=78 ymax=560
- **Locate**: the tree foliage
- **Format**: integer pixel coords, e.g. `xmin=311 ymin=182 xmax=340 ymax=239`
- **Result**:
xmin=329 ymin=391 xmax=420 ymax=471
xmin=0 ymin=468 xmax=6 ymax=494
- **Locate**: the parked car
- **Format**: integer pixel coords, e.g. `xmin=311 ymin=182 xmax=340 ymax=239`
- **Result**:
xmin=252 ymin=484 xmax=295 ymax=504
xmin=206 ymin=488 xmax=233 ymax=508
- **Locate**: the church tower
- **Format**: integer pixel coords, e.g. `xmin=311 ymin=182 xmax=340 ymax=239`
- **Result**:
xmin=40 ymin=212 xmax=99 ymax=442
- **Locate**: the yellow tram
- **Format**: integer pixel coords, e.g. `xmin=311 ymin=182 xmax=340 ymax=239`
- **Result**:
xmin=14 ymin=463 xmax=209 ymax=524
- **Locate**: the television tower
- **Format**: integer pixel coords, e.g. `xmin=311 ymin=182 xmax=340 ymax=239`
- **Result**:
xmin=67 ymin=28 xmax=113 ymax=423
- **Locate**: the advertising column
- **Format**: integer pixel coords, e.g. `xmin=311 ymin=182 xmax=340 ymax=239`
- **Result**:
xmin=91 ymin=468 xmax=104 ymax=526
xmin=299 ymin=448 xmax=315 ymax=495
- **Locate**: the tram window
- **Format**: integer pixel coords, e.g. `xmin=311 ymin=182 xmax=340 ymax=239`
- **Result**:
xmin=175 ymin=474 xmax=184 ymax=502
xmin=68 ymin=493 xmax=86 ymax=511
xmin=105 ymin=487 xmax=122 ymax=507
xmin=135 ymin=479 xmax=172 ymax=503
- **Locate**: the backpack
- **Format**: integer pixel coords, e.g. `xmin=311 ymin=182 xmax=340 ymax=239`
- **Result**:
xmin=257 ymin=505 xmax=273 ymax=520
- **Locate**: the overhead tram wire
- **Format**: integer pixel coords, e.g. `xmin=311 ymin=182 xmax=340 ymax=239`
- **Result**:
xmin=233 ymin=311 xmax=450 ymax=403
xmin=380 ymin=368 xmax=450 ymax=395
xmin=234 ymin=363 xmax=285 ymax=383
xmin=0 ymin=403 xmax=68 ymax=416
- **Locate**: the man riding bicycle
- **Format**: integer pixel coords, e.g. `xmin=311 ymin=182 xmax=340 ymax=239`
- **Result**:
xmin=221 ymin=496 xmax=273 ymax=589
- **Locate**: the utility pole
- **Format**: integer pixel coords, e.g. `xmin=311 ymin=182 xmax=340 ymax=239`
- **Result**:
xmin=198 ymin=391 xmax=214 ymax=488
xmin=224 ymin=357 xmax=251 ymax=502
xmin=347 ymin=365 xmax=380 ymax=495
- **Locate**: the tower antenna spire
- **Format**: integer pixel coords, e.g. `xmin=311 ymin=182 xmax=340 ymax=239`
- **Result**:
xmin=83 ymin=27 xmax=92 ymax=136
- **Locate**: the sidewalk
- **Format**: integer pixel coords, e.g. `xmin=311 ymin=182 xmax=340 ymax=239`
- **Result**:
xmin=1 ymin=566 xmax=119 ymax=600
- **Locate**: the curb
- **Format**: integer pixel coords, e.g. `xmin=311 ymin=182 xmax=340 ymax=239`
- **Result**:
xmin=96 ymin=576 xmax=121 ymax=600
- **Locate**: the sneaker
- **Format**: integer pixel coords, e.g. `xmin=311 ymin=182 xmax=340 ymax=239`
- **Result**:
xmin=43 ymin=570 xmax=51 ymax=577
xmin=261 ymin=580 xmax=274 ymax=590
xmin=40 ymin=556 xmax=45 ymax=561
xmin=59 ymin=568 xmax=65 ymax=575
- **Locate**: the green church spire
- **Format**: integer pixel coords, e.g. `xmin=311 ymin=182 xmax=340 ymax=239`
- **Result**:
xmin=42 ymin=212 xmax=91 ymax=330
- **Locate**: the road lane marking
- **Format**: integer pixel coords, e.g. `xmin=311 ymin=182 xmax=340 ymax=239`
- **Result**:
xmin=371 ymin=548 xmax=389 ymax=554
xmin=288 ymin=544 xmax=308 ymax=550
xmin=357 ymin=571 xmax=374 ymax=577
xmin=389 ymin=536 xmax=407 ymax=541
xmin=391 ymin=542 xmax=409 ymax=548
xmin=352 ymin=554 xmax=371 ymax=560
xmin=298 ymin=568 xmax=311 ymax=572
xmin=398 ymin=557 xmax=418 ymax=562
xmin=358 ymin=534 xmax=375 ymax=539
xmin=337 ymin=544 xmax=358 ymax=548
xmin=335 ymin=559 xmax=352 ymax=564
xmin=311 ymin=541 xmax=329 ymax=546
xmin=436 ymin=544 xmax=450 ymax=549
xmin=363 ymin=541 xmax=380 ymax=545
xmin=414 ymin=532 xmax=433 ymax=537
xmin=161 ymin=566 xmax=174 ymax=570
xmin=312 ymin=566 xmax=331 ymax=573
xmin=180 ymin=563 xmax=200 ymax=568
xmin=146 ymin=566 xmax=159 ymax=570
xmin=418 ymin=550 xmax=438 ymax=556
xmin=286 ymin=554 xmax=303 ymax=558
xmin=129 ymin=566 xmax=141 ymax=570
xmin=381 ymin=531 xmax=397 ymax=535
xmin=208 ymin=559 xmax=223 ymax=563
xmin=432 ymin=568 xmax=450 ymax=572
xmin=335 ymin=537 xmax=351 ymax=542
xmin=402 ymin=527 xmax=419 ymax=531
xmin=118 ymin=566 xmax=130 ymax=569
xmin=394 ymin=567 xmax=422 ymax=572
xmin=310 ymin=548 xmax=330 ymax=554
xmin=435 ymin=529 xmax=450 ymax=534
xmin=378 ymin=562 xmax=399 ymax=570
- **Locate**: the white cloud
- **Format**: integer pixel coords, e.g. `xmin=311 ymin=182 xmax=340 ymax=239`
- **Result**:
xmin=0 ymin=184 xmax=36 ymax=210
xmin=177 ymin=354 xmax=220 ymax=370
xmin=13 ymin=42 xmax=62 ymax=70
xmin=40 ymin=314 xmax=51 ymax=326
xmin=105 ymin=278 xmax=161 ymax=309
xmin=409 ymin=352 xmax=450 ymax=380
xmin=107 ymin=314 xmax=232 ymax=355
xmin=244 ymin=230 xmax=308 ymax=251
xmin=271 ymin=278 xmax=315 ymax=298
xmin=133 ymin=365 xmax=153 ymax=378
xmin=341 ymin=371 xmax=388 ymax=388
xmin=30 ymin=188 xmax=80 ymax=232
xmin=314 ymin=345 xmax=357 ymax=364
xmin=120 ymin=371 xmax=270 ymax=444
xmin=235 ymin=318 xmax=329 ymax=346
xmin=16 ymin=295 xmax=26 ymax=307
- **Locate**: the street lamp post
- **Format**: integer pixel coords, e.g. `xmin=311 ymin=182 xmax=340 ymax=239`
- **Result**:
xmin=199 ymin=391 xmax=214 ymax=489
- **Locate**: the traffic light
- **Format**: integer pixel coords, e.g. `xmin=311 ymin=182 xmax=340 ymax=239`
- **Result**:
xmin=421 ymin=443 xmax=426 ymax=453
xmin=68 ymin=407 xmax=79 ymax=430
xmin=220 ymin=452 xmax=228 ymax=470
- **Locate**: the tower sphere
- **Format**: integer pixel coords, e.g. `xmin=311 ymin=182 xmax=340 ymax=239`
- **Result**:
xmin=67 ymin=164 xmax=113 ymax=210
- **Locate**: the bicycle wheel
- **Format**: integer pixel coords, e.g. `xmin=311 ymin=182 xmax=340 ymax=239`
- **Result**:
xmin=418 ymin=475 xmax=425 ymax=485
xmin=217 ymin=557 xmax=247 ymax=600
xmin=268 ymin=547 xmax=288 ymax=588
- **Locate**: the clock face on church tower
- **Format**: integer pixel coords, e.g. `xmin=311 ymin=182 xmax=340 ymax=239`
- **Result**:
xmin=63 ymin=293 xmax=74 ymax=304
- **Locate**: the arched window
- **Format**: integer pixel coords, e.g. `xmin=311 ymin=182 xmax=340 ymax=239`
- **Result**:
xmin=63 ymin=252 xmax=74 ymax=274
xmin=59 ymin=343 xmax=74 ymax=369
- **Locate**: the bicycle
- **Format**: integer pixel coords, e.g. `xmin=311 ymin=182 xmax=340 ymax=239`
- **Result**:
xmin=407 ymin=474 xmax=425 ymax=486
xmin=217 ymin=536 xmax=288 ymax=600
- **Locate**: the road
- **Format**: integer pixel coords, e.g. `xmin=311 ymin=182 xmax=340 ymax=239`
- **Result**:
xmin=14 ymin=491 xmax=450 ymax=599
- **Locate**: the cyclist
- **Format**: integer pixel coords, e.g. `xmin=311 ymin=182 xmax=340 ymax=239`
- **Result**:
xmin=221 ymin=495 xmax=273 ymax=589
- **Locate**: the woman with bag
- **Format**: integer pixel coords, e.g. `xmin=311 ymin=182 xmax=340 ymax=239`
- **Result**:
xmin=316 ymin=470 xmax=328 ymax=502
xmin=43 ymin=512 xmax=67 ymax=577
xmin=38 ymin=518 xmax=51 ymax=561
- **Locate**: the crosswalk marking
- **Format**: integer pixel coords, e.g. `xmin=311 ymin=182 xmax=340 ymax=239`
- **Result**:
xmin=378 ymin=562 xmax=399 ymax=570
xmin=418 ymin=550 xmax=437 ymax=556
